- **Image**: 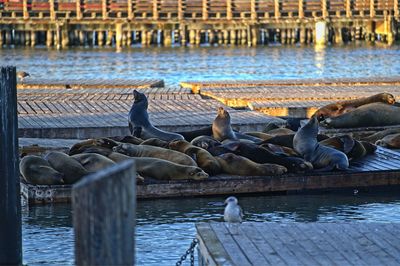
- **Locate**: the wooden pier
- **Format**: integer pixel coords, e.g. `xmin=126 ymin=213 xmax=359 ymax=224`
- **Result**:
xmin=20 ymin=146 xmax=400 ymax=204
xmin=196 ymin=222 xmax=400 ymax=265
xmin=0 ymin=0 xmax=399 ymax=49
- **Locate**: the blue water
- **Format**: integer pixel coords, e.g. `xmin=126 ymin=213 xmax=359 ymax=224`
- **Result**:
xmin=3 ymin=44 xmax=400 ymax=265
xmin=1 ymin=44 xmax=400 ymax=86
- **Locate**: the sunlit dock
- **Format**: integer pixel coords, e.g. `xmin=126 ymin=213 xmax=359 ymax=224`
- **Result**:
xmin=196 ymin=222 xmax=400 ymax=265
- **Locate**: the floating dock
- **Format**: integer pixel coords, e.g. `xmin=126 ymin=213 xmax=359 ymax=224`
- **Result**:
xmin=196 ymin=222 xmax=400 ymax=265
xmin=21 ymin=147 xmax=400 ymax=204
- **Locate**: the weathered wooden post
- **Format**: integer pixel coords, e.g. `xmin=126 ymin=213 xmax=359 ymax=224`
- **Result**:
xmin=115 ymin=23 xmax=123 ymax=49
xmin=73 ymin=160 xmax=136 ymax=266
xmin=0 ymin=66 xmax=22 ymax=266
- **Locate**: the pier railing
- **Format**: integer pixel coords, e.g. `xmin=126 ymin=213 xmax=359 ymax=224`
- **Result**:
xmin=0 ymin=0 xmax=399 ymax=20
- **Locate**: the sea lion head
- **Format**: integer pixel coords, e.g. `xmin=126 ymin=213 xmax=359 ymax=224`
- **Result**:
xmin=188 ymin=167 xmax=209 ymax=180
xmin=168 ymin=139 xmax=190 ymax=150
xmin=133 ymin=90 xmax=147 ymax=104
xmin=217 ymin=107 xmax=230 ymax=119
xmin=381 ymin=93 xmax=396 ymax=104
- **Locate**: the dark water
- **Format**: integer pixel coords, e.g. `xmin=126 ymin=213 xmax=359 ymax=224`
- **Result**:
xmin=1 ymin=44 xmax=400 ymax=86
xmin=6 ymin=44 xmax=400 ymax=265
xmin=23 ymin=191 xmax=400 ymax=266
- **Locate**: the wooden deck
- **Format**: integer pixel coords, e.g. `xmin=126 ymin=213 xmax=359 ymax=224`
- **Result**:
xmin=17 ymin=87 xmax=279 ymax=138
xmin=20 ymin=147 xmax=400 ymax=204
xmin=196 ymin=222 xmax=400 ymax=266
xmin=17 ymin=78 xmax=165 ymax=89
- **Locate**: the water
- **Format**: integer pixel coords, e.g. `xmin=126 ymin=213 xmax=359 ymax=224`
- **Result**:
xmin=1 ymin=44 xmax=400 ymax=86
xmin=5 ymin=44 xmax=400 ymax=265
xmin=22 ymin=192 xmax=400 ymax=265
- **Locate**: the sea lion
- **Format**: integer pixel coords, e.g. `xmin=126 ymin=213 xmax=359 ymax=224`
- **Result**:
xmin=293 ymin=116 xmax=349 ymax=171
xmin=108 ymin=135 xmax=143 ymax=145
xmin=319 ymin=135 xmax=374 ymax=160
xmin=259 ymin=143 xmax=299 ymax=157
xmin=263 ymin=127 xmax=295 ymax=136
xmin=112 ymin=143 xmax=197 ymax=166
xmin=321 ymin=103 xmax=400 ymax=128
xmin=259 ymin=134 xmax=329 ymax=149
xmin=44 ymin=151 xmax=90 ymax=184
xmin=244 ymin=132 xmax=274 ymax=141
xmin=375 ymin=133 xmax=400 ymax=148
xmin=313 ymin=93 xmax=396 ymax=121
xmin=106 ymin=152 xmax=208 ymax=180
xmin=208 ymin=141 xmax=313 ymax=173
xmin=69 ymin=138 xmax=118 ymax=155
xmin=176 ymin=126 xmax=213 ymax=142
xmin=362 ymin=128 xmax=400 ymax=143
xmin=169 ymin=140 xmax=221 ymax=175
xmin=140 ymin=138 xmax=170 ymax=148
xmin=190 ymin=135 xmax=222 ymax=150
xmin=212 ymin=107 xmax=237 ymax=141
xmin=19 ymin=155 xmax=64 ymax=185
xmin=128 ymin=90 xmax=184 ymax=141
xmin=71 ymin=153 xmax=116 ymax=172
xmin=215 ymin=153 xmax=287 ymax=176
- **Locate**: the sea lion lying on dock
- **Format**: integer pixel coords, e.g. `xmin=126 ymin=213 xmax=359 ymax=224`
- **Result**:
xmin=113 ymin=142 xmax=197 ymax=166
xmin=215 ymin=153 xmax=287 ymax=176
xmin=191 ymin=135 xmax=222 ymax=150
xmin=320 ymin=103 xmax=400 ymax=128
xmin=313 ymin=93 xmax=396 ymax=121
xmin=319 ymin=135 xmax=376 ymax=160
xmin=375 ymin=133 xmax=400 ymax=148
xmin=169 ymin=139 xmax=221 ymax=175
xmin=294 ymin=117 xmax=349 ymax=171
xmin=140 ymin=138 xmax=170 ymax=148
xmin=69 ymin=138 xmax=118 ymax=155
xmin=20 ymin=155 xmax=64 ymax=185
xmin=107 ymin=152 xmax=208 ymax=180
xmin=128 ymin=90 xmax=184 ymax=141
xmin=71 ymin=153 xmax=116 ymax=172
xmin=44 ymin=151 xmax=90 ymax=184
xmin=362 ymin=128 xmax=400 ymax=143
xmin=259 ymin=134 xmax=329 ymax=149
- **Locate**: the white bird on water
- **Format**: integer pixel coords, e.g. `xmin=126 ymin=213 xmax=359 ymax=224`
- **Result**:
xmin=224 ymin=196 xmax=243 ymax=223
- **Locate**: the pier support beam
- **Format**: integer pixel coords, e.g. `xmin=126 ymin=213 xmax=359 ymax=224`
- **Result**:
xmin=163 ymin=30 xmax=172 ymax=46
xmin=0 ymin=31 xmax=3 ymax=47
xmin=315 ymin=21 xmax=328 ymax=45
xmin=30 ymin=31 xmax=36 ymax=47
xmin=334 ymin=27 xmax=343 ymax=44
xmin=0 ymin=66 xmax=22 ymax=266
xmin=300 ymin=27 xmax=306 ymax=44
xmin=116 ymin=23 xmax=123 ymax=49
xmin=98 ymin=31 xmax=104 ymax=47
xmin=5 ymin=31 xmax=11 ymax=46
xmin=230 ymin=30 xmax=236 ymax=45
xmin=189 ymin=29 xmax=195 ymax=45
xmin=61 ymin=28 xmax=69 ymax=48
xmin=217 ymin=31 xmax=223 ymax=45
xmin=241 ymin=29 xmax=247 ymax=45
xmin=251 ymin=27 xmax=259 ymax=46
xmin=46 ymin=30 xmax=53 ymax=47
xmin=209 ymin=30 xmax=215 ymax=45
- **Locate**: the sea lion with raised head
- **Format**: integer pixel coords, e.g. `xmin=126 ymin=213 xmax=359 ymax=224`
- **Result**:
xmin=169 ymin=139 xmax=221 ymax=175
xmin=71 ymin=153 xmax=116 ymax=172
xmin=215 ymin=153 xmax=287 ymax=176
xmin=44 ymin=151 xmax=90 ymax=184
xmin=113 ymin=142 xmax=197 ymax=166
xmin=293 ymin=116 xmax=349 ymax=171
xmin=20 ymin=155 xmax=64 ymax=185
xmin=212 ymin=107 xmax=237 ymax=141
xmin=313 ymin=93 xmax=396 ymax=121
xmin=321 ymin=103 xmax=400 ymax=128
xmin=128 ymin=90 xmax=184 ymax=141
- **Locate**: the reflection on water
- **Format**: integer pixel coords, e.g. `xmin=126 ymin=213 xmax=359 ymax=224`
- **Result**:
xmin=1 ymin=44 xmax=400 ymax=86
xmin=23 ymin=191 xmax=400 ymax=266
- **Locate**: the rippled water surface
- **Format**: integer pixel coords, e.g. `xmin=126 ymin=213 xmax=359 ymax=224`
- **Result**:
xmin=1 ymin=44 xmax=400 ymax=86
xmin=7 ymin=44 xmax=400 ymax=265
xmin=23 ymin=192 xmax=400 ymax=266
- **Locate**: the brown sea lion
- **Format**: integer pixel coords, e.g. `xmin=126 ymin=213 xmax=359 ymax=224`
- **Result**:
xmin=263 ymin=128 xmax=295 ymax=136
xmin=319 ymin=135 xmax=374 ymax=161
xmin=321 ymin=103 xmax=400 ymax=128
xmin=375 ymin=133 xmax=400 ymax=148
xmin=71 ymin=153 xmax=116 ymax=172
xmin=108 ymin=135 xmax=143 ymax=145
xmin=259 ymin=134 xmax=329 ymax=149
xmin=140 ymin=138 xmax=170 ymax=148
xmin=259 ymin=143 xmax=299 ymax=157
xmin=293 ymin=117 xmax=349 ymax=171
xmin=208 ymin=141 xmax=313 ymax=173
xmin=169 ymin=140 xmax=221 ymax=175
xmin=44 ymin=151 xmax=90 ymax=184
xmin=190 ymin=135 xmax=222 ymax=150
xmin=19 ymin=155 xmax=64 ymax=185
xmin=69 ymin=138 xmax=119 ymax=155
xmin=313 ymin=93 xmax=396 ymax=121
xmin=244 ymin=132 xmax=274 ymax=141
xmin=215 ymin=153 xmax=287 ymax=176
xmin=112 ymin=143 xmax=197 ymax=166
xmin=362 ymin=128 xmax=400 ymax=143
xmin=212 ymin=107 xmax=237 ymax=141
xmin=107 ymin=152 xmax=208 ymax=180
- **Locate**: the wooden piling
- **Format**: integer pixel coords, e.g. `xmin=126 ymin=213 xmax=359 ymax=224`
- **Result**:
xmin=217 ymin=31 xmax=223 ymax=45
xmin=223 ymin=30 xmax=229 ymax=45
xmin=31 ymin=31 xmax=36 ymax=47
xmin=195 ymin=30 xmax=201 ymax=45
xmin=72 ymin=160 xmax=136 ymax=266
xmin=116 ymin=23 xmax=123 ymax=49
xmin=230 ymin=30 xmax=236 ymax=45
xmin=98 ymin=31 xmax=104 ymax=46
xmin=61 ymin=28 xmax=69 ymax=48
xmin=189 ymin=29 xmax=195 ymax=45
xmin=0 ymin=66 xmax=22 ymax=266
xmin=209 ymin=30 xmax=215 ymax=45
xmin=0 ymin=31 xmax=3 ymax=47
xmin=241 ymin=29 xmax=247 ymax=45
xmin=164 ymin=30 xmax=172 ymax=46
xmin=5 ymin=30 xmax=11 ymax=46
xmin=251 ymin=27 xmax=258 ymax=46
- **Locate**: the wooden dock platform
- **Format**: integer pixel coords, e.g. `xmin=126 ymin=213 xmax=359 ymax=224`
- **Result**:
xmin=196 ymin=222 xmax=400 ymax=266
xmin=20 ymin=147 xmax=400 ymax=204
xmin=17 ymin=78 xmax=165 ymax=89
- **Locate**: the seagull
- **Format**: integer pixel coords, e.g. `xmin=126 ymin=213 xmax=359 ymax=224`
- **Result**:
xmin=224 ymin=196 xmax=243 ymax=223
xmin=17 ymin=71 xmax=30 ymax=82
